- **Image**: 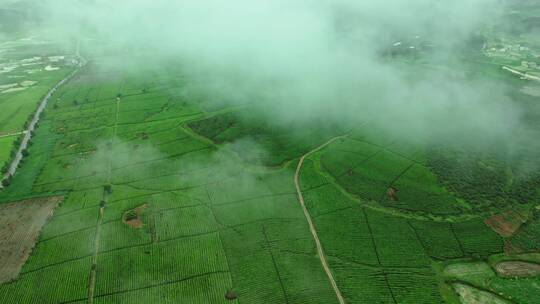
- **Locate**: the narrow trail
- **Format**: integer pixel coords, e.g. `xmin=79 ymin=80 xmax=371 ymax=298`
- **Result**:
xmin=0 ymin=131 xmax=26 ymax=139
xmin=294 ymin=135 xmax=347 ymax=304
xmin=87 ymin=206 xmax=104 ymax=304
xmin=502 ymin=66 xmax=540 ymax=82
xmin=87 ymin=95 xmax=121 ymax=304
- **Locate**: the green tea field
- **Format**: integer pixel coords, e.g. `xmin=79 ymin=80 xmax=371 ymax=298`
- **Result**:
xmin=1 ymin=0 xmax=539 ymax=303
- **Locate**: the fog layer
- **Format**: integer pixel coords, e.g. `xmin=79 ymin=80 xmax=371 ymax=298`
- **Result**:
xmin=17 ymin=1 xmax=536 ymax=150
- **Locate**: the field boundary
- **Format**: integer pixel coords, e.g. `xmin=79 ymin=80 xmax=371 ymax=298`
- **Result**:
xmin=294 ymin=135 xmax=347 ymax=304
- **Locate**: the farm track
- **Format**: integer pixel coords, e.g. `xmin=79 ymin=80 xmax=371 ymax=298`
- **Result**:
xmin=204 ymin=186 xmax=236 ymax=301
xmin=361 ymin=207 xmax=398 ymax=303
xmin=61 ymin=271 xmax=229 ymax=304
xmin=502 ymin=66 xmax=540 ymax=82
xmin=87 ymin=95 xmax=120 ymax=304
xmin=262 ymin=226 xmax=290 ymax=303
xmin=0 ymin=131 xmax=25 ymax=139
xmin=294 ymin=135 xmax=348 ymax=304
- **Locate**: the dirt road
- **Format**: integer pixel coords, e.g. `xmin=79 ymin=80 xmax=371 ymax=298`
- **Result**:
xmin=294 ymin=135 xmax=347 ymax=304
xmin=502 ymin=66 xmax=540 ymax=82
xmin=88 ymin=96 xmax=120 ymax=304
xmin=0 ymin=45 xmax=86 ymax=188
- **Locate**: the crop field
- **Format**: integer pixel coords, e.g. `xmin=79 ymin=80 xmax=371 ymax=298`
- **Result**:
xmin=444 ymin=258 xmax=540 ymax=304
xmin=0 ymin=59 xmax=343 ymax=303
xmin=0 ymin=49 xmax=537 ymax=304
xmin=0 ymin=135 xmax=17 ymax=168
xmin=0 ymin=36 xmax=78 ymax=180
xmin=187 ymin=111 xmax=342 ymax=167
xmin=300 ymin=145 xmax=511 ymax=303
xmin=1 ymin=1 xmax=540 ymax=304
xmin=0 ymin=39 xmax=76 ymax=133
xmin=0 ymin=54 xmax=537 ymax=303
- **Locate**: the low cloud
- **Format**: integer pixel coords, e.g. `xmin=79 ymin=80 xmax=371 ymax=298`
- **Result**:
xmin=8 ymin=0 xmax=537 ymax=161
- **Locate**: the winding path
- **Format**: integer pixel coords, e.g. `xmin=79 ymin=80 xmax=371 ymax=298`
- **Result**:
xmin=0 ymin=131 xmax=26 ymax=139
xmin=502 ymin=66 xmax=540 ymax=82
xmin=0 ymin=44 xmax=86 ymax=188
xmin=294 ymin=135 xmax=347 ymax=304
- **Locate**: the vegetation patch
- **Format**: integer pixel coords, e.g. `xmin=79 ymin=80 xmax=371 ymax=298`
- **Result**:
xmin=508 ymin=210 xmax=540 ymax=253
xmin=428 ymin=148 xmax=540 ymax=212
xmin=444 ymin=259 xmax=540 ymax=303
xmin=225 ymin=289 xmax=239 ymax=300
xmin=188 ymin=111 xmax=341 ymax=166
xmin=485 ymin=210 xmax=529 ymax=237
xmin=452 ymin=283 xmax=510 ymax=304
xmin=494 ymin=261 xmax=540 ymax=278
xmin=122 ymin=204 xmax=148 ymax=229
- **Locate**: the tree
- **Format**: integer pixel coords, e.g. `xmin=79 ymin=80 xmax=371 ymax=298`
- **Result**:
xmin=1 ymin=175 xmax=12 ymax=187
xmin=104 ymin=184 xmax=112 ymax=194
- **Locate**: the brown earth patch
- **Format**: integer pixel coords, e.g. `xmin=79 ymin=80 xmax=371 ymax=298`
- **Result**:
xmin=225 ymin=290 xmax=238 ymax=300
xmin=503 ymin=239 xmax=523 ymax=255
xmin=495 ymin=261 xmax=540 ymax=278
xmin=139 ymin=132 xmax=149 ymax=140
xmin=485 ymin=210 xmax=528 ymax=237
xmin=122 ymin=204 xmax=147 ymax=229
xmin=387 ymin=187 xmax=399 ymax=201
xmin=453 ymin=283 xmax=509 ymax=304
xmin=0 ymin=196 xmax=62 ymax=283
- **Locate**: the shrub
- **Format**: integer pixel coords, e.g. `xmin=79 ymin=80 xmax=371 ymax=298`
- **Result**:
xmin=103 ymin=184 xmax=112 ymax=194
xmin=1 ymin=175 xmax=12 ymax=187
xmin=124 ymin=210 xmax=138 ymax=221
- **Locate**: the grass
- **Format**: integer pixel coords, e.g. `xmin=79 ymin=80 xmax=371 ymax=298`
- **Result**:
xmin=0 ymin=43 xmax=75 ymax=134
xmin=0 ymin=134 xmax=17 ymax=168
xmin=427 ymin=147 xmax=540 ymax=212
xmin=0 ymin=59 xmax=343 ymax=303
xmin=320 ymin=134 xmax=465 ymax=216
xmin=443 ymin=260 xmax=540 ymax=303
xmin=188 ymin=111 xmax=343 ymax=166
xmin=509 ymin=212 xmax=540 ymax=252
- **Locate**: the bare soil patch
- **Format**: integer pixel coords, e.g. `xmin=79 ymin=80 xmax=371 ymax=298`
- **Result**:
xmin=444 ymin=262 xmax=494 ymax=278
xmin=387 ymin=187 xmax=399 ymax=201
xmin=495 ymin=261 xmax=540 ymax=278
xmin=122 ymin=204 xmax=147 ymax=229
xmin=225 ymin=290 xmax=238 ymax=300
xmin=453 ymin=283 xmax=509 ymax=304
xmin=0 ymin=196 xmax=62 ymax=283
xmin=485 ymin=210 xmax=528 ymax=237
xmin=503 ymin=239 xmax=523 ymax=255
